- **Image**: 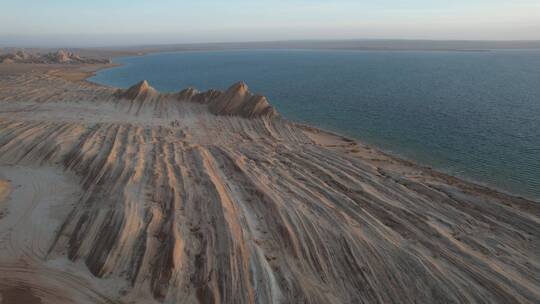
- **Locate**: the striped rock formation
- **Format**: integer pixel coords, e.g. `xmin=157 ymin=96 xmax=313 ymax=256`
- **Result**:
xmin=0 ymin=71 xmax=538 ymax=304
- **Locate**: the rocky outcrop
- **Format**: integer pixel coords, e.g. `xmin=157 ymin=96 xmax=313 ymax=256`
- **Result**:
xmin=115 ymin=80 xmax=158 ymax=100
xmin=0 ymin=51 xmax=28 ymax=64
xmin=208 ymin=82 xmax=278 ymax=118
xmin=51 ymin=49 xmax=71 ymax=63
xmin=176 ymin=87 xmax=199 ymax=100
xmin=193 ymin=89 xmax=224 ymax=104
xmin=0 ymin=58 xmax=14 ymax=64
xmin=0 ymin=49 xmax=111 ymax=64
xmin=176 ymin=87 xmax=223 ymax=104
xmin=115 ymin=80 xmax=277 ymax=119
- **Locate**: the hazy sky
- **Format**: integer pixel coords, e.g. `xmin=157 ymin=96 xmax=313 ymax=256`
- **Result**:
xmin=1 ymin=0 xmax=539 ymax=46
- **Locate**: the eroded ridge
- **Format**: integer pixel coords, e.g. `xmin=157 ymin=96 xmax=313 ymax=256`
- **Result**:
xmin=113 ymin=79 xmax=278 ymax=119
xmin=0 ymin=72 xmax=539 ymax=304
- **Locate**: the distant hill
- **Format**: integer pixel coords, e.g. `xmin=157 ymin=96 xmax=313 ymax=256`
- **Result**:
xmin=0 ymin=49 xmax=111 ymax=64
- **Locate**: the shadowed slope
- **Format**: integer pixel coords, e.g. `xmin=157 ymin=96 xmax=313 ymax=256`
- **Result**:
xmin=208 ymin=82 xmax=278 ymax=118
xmin=116 ymin=80 xmax=158 ymax=100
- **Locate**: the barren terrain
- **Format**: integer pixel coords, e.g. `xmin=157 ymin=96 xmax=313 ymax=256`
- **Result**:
xmin=0 ymin=66 xmax=538 ymax=303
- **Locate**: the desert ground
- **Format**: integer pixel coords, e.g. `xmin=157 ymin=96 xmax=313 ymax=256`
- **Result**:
xmin=0 ymin=61 xmax=538 ymax=303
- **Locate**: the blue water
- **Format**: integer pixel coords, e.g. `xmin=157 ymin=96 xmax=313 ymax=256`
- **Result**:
xmin=90 ymin=49 xmax=540 ymax=200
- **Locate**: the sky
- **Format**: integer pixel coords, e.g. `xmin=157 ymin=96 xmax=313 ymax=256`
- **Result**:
xmin=1 ymin=0 xmax=539 ymax=47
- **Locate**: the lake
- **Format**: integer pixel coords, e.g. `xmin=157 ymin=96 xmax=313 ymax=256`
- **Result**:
xmin=90 ymin=49 xmax=540 ymax=200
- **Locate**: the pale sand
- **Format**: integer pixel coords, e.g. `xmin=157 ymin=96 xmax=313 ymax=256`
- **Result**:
xmin=0 ymin=65 xmax=538 ymax=303
xmin=0 ymin=165 xmax=120 ymax=303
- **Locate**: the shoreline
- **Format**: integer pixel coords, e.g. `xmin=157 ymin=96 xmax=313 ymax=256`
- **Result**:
xmin=298 ymin=123 xmax=540 ymax=203
xmin=85 ymin=59 xmax=539 ymax=203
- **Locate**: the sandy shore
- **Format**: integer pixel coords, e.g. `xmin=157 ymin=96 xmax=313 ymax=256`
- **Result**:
xmin=0 ymin=63 xmax=539 ymax=303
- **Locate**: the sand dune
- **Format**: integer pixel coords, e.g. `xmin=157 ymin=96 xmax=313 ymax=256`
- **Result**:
xmin=0 ymin=70 xmax=539 ymax=303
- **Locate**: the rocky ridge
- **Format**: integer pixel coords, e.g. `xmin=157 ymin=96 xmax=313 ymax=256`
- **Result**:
xmin=0 ymin=49 xmax=111 ymax=64
xmin=115 ymin=80 xmax=278 ymax=118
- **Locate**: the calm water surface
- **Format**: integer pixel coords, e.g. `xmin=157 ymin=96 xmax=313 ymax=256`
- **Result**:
xmin=90 ymin=49 xmax=540 ymax=200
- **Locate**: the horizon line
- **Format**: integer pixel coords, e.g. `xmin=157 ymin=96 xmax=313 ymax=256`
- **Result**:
xmin=2 ymin=37 xmax=540 ymax=50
